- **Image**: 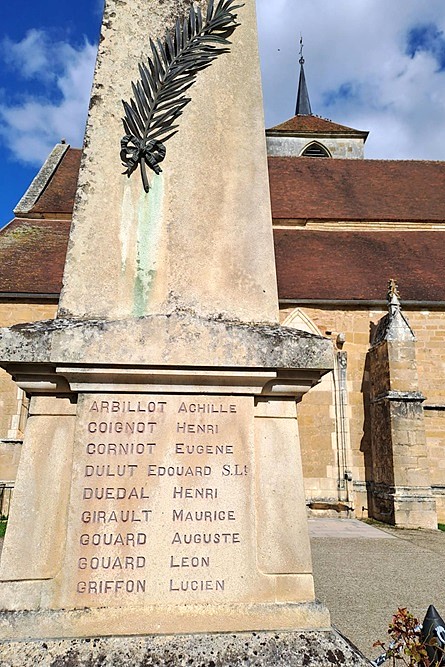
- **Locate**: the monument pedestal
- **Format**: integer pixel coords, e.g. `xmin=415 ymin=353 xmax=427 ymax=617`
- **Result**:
xmin=0 ymin=315 xmax=331 ymax=635
xmin=0 ymin=317 xmax=372 ymax=664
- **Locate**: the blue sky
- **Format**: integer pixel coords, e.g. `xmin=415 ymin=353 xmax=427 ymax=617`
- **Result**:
xmin=0 ymin=0 xmax=102 ymax=227
xmin=2 ymin=0 xmax=445 ymax=227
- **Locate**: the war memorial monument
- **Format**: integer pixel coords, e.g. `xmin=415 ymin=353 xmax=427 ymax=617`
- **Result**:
xmin=0 ymin=1 xmax=369 ymax=664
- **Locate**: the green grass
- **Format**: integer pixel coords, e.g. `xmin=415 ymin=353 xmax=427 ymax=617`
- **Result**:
xmin=0 ymin=521 xmax=7 ymax=538
xmin=438 ymin=523 xmax=445 ymax=532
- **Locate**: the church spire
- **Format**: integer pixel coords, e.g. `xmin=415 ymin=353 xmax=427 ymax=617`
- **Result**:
xmin=296 ymin=36 xmax=312 ymax=116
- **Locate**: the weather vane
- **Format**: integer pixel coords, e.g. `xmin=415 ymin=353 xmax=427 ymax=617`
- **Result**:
xmin=299 ymin=34 xmax=304 ymax=65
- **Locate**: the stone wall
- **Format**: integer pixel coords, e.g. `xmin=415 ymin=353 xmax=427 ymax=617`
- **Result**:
xmin=425 ymin=410 xmax=445 ymax=521
xmin=0 ymin=302 xmax=57 ymax=481
xmin=297 ymin=377 xmax=339 ymax=504
xmin=281 ymin=305 xmax=445 ymax=524
xmin=266 ymin=136 xmax=365 ymax=159
xmin=415 ymin=310 xmax=445 ymax=522
xmin=367 ymin=319 xmax=436 ymax=530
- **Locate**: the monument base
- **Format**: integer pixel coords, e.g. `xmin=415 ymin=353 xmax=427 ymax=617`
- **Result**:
xmin=0 ymin=602 xmax=329 ymax=641
xmin=0 ymin=629 xmax=371 ymax=666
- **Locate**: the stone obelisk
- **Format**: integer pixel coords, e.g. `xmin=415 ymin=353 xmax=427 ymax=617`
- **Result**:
xmin=58 ymin=0 xmax=279 ymax=325
xmin=0 ymin=1 xmax=368 ymax=664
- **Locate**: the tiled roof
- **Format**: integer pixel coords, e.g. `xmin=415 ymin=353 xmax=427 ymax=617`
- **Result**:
xmin=0 ymin=218 xmax=71 ymax=295
xmin=267 ymin=115 xmax=368 ymax=136
xmin=269 ymin=157 xmax=445 ymax=222
xmin=0 ymin=146 xmax=81 ymax=295
xmin=3 ymin=146 xmax=445 ymax=301
xmin=31 ymin=148 xmax=81 ymax=216
xmin=274 ymin=230 xmax=445 ymax=302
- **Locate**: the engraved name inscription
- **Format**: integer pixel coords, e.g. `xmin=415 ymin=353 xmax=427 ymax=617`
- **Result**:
xmin=66 ymin=394 xmax=252 ymax=606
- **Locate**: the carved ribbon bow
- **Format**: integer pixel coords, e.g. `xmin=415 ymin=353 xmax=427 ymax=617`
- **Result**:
xmin=120 ymin=136 xmax=166 ymax=192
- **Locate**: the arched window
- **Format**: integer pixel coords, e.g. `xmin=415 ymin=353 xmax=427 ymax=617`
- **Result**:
xmin=301 ymin=142 xmax=330 ymax=157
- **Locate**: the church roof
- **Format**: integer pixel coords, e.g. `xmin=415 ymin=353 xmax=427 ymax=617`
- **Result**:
xmin=267 ymin=115 xmax=368 ymax=138
xmin=0 ymin=218 xmax=70 ymax=296
xmin=274 ymin=230 xmax=445 ymax=303
xmin=14 ymin=144 xmax=81 ymax=218
xmin=0 ymin=145 xmax=78 ymax=296
xmin=269 ymin=157 xmax=445 ymax=222
xmin=2 ymin=147 xmax=445 ymax=302
xmin=29 ymin=148 xmax=80 ymax=216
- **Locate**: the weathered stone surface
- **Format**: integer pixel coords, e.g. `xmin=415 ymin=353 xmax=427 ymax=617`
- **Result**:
xmin=51 ymin=393 xmax=310 ymax=610
xmin=0 ymin=313 xmax=333 ymax=370
xmin=0 ymin=391 xmax=320 ymax=625
xmin=0 ymin=629 xmax=370 ymax=666
xmin=0 ymin=398 xmax=76 ymax=582
xmin=58 ymin=0 xmax=278 ymax=325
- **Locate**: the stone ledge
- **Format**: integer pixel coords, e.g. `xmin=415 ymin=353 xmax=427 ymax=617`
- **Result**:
xmin=0 ymin=602 xmax=330 ymax=640
xmin=0 ymin=311 xmax=333 ymax=371
xmin=0 ymin=629 xmax=371 ymax=666
xmin=372 ymin=391 xmax=425 ymax=404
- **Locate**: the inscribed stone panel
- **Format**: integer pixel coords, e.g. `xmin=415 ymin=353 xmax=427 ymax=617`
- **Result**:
xmin=58 ymin=394 xmax=255 ymax=607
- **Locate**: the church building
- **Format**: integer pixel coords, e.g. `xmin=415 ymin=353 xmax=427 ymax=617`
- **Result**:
xmin=1 ymin=52 xmax=445 ymax=528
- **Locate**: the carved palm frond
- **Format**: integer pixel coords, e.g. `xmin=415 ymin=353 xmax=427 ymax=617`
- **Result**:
xmin=121 ymin=0 xmax=243 ymax=192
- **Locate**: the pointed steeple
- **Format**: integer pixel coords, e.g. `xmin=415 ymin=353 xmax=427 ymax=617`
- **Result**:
xmin=296 ymin=37 xmax=312 ymax=116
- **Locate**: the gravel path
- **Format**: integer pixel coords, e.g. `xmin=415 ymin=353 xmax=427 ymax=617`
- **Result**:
xmin=310 ymin=519 xmax=445 ymax=660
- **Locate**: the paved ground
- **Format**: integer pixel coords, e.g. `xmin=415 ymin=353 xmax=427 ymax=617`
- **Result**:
xmin=309 ymin=519 xmax=445 ymax=660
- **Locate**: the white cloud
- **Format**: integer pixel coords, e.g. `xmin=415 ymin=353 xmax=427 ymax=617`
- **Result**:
xmin=0 ymin=31 xmax=96 ymax=165
xmin=257 ymin=0 xmax=445 ymax=159
xmin=2 ymin=30 xmax=53 ymax=80
xmin=3 ymin=3 xmax=445 ymax=164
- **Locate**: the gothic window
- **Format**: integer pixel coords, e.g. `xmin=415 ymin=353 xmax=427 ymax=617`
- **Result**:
xmin=301 ymin=142 xmax=330 ymax=157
